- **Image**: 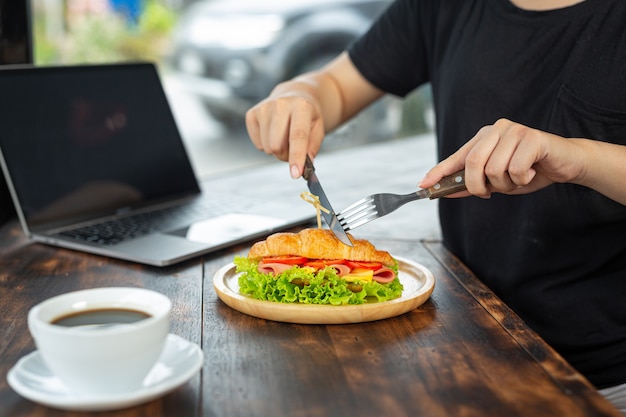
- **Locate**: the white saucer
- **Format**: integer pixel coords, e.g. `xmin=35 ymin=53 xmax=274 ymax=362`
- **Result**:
xmin=7 ymin=333 xmax=203 ymax=412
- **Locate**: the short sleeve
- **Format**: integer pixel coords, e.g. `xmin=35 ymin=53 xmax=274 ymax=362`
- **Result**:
xmin=348 ymin=0 xmax=431 ymax=97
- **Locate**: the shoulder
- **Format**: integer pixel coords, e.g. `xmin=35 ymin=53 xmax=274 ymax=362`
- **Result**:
xmin=349 ymin=0 xmax=478 ymax=95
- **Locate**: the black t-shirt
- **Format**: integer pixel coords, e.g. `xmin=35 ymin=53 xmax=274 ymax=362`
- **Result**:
xmin=349 ymin=0 xmax=626 ymax=389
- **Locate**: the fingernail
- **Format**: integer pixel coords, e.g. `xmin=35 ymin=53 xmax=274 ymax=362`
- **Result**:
xmin=290 ymin=165 xmax=300 ymax=179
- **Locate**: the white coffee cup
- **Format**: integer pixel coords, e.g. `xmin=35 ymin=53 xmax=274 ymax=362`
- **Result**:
xmin=27 ymin=287 xmax=171 ymax=396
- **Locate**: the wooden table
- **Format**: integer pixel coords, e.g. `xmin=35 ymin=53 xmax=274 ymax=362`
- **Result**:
xmin=0 ymin=220 xmax=620 ymax=417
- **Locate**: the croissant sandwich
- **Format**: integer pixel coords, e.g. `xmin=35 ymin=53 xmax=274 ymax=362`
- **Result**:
xmin=234 ymin=228 xmax=403 ymax=305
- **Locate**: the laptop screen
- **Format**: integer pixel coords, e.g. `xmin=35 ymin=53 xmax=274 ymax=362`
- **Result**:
xmin=0 ymin=0 xmax=33 ymax=225
xmin=0 ymin=63 xmax=200 ymax=229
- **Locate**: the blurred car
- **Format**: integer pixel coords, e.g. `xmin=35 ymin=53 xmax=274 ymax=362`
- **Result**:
xmin=168 ymin=0 xmax=393 ymax=130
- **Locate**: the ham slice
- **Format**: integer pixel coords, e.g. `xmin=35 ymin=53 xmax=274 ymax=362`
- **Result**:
xmin=329 ymin=263 xmax=351 ymax=276
xmin=257 ymin=262 xmax=293 ymax=275
xmin=372 ymin=267 xmax=396 ymax=283
xmin=257 ymin=260 xmax=397 ymax=284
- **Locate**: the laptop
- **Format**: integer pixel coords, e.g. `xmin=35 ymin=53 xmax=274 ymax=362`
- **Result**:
xmin=0 ymin=62 xmax=312 ymax=266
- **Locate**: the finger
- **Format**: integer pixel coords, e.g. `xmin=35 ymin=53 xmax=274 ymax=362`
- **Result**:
xmin=307 ymin=118 xmax=325 ymax=157
xmin=254 ymin=101 xmax=276 ymax=153
xmin=288 ymin=99 xmax=325 ymax=178
xmin=264 ymin=105 xmax=290 ymax=161
xmin=463 ymin=125 xmax=503 ymax=197
xmin=419 ymin=139 xmax=475 ymax=188
xmin=288 ymin=111 xmax=313 ymax=179
xmin=506 ymin=127 xmax=543 ymax=187
xmin=482 ymin=122 xmax=520 ymax=192
xmin=252 ymin=102 xmax=273 ymax=153
xmin=420 ymin=157 xmax=465 ymax=187
xmin=245 ymin=108 xmax=263 ymax=151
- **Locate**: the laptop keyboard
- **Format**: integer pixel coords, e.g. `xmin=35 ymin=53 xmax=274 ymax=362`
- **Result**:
xmin=58 ymin=196 xmax=252 ymax=246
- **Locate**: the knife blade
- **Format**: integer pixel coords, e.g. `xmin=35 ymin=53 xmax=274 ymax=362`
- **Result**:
xmin=303 ymin=156 xmax=353 ymax=247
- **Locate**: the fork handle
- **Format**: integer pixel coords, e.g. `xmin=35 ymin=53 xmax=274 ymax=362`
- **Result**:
xmin=427 ymin=170 xmax=466 ymax=199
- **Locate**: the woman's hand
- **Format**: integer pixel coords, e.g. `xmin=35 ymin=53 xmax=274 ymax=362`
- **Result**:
xmin=420 ymin=118 xmax=626 ymax=205
xmin=246 ymin=79 xmax=328 ymax=178
xmin=245 ymin=52 xmax=385 ymax=179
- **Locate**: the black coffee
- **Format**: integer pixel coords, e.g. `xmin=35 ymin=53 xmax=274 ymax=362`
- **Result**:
xmin=51 ymin=308 xmax=151 ymax=327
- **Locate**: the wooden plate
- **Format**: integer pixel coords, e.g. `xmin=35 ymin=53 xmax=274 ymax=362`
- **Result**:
xmin=212 ymin=256 xmax=435 ymax=324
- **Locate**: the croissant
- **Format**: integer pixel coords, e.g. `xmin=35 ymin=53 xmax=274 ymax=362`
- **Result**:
xmin=247 ymin=228 xmax=395 ymax=266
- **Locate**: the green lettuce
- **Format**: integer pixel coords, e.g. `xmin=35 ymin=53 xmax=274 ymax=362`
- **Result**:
xmin=234 ymin=256 xmax=403 ymax=305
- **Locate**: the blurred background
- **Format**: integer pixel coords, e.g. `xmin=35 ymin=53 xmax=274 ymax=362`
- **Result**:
xmin=27 ymin=0 xmax=435 ymax=178
xmin=1 ymin=0 xmax=437 ymax=233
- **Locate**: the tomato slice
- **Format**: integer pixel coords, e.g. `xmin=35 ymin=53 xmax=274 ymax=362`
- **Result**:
xmin=261 ymin=255 xmax=308 ymax=265
xmin=304 ymin=259 xmax=345 ymax=270
xmin=345 ymin=260 xmax=383 ymax=270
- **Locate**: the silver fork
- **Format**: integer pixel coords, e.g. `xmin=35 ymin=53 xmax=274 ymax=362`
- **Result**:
xmin=337 ymin=170 xmax=466 ymax=231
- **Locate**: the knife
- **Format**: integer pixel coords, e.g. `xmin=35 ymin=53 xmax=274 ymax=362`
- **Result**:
xmin=302 ymin=156 xmax=354 ymax=247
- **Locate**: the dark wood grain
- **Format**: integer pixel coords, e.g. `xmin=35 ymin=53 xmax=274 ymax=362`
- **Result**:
xmin=423 ymin=240 xmax=619 ymax=416
xmin=0 ymin=222 xmax=203 ymax=417
xmin=0 ymin=222 xmax=621 ymax=417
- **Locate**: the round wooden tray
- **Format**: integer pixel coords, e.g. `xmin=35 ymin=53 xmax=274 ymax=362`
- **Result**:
xmin=213 ymin=256 xmax=435 ymax=324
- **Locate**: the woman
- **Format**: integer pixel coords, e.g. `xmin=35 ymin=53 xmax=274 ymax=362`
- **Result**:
xmin=245 ymin=0 xmax=626 ymax=412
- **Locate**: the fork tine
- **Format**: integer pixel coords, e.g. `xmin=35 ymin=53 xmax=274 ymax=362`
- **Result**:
xmin=336 ymin=196 xmax=374 ymax=220
xmin=338 ymin=205 xmax=378 ymax=225
xmin=340 ymin=210 xmax=379 ymax=231
xmin=336 ymin=195 xmax=380 ymax=230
